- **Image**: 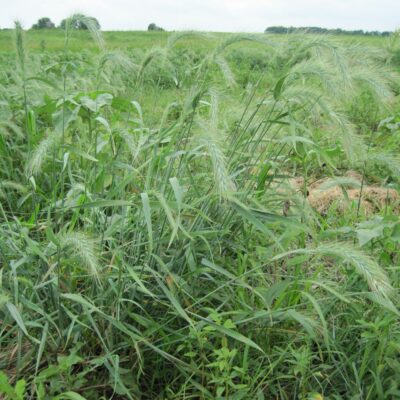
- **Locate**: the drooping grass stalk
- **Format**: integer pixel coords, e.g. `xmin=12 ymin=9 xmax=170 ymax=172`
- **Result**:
xmin=148 ymin=92 xmax=202 ymax=267
xmin=53 ymin=15 xmax=79 ymax=330
xmin=14 ymin=21 xmax=30 ymax=155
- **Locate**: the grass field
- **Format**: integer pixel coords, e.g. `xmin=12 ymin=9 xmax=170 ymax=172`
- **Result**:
xmin=1 ymin=18 xmax=400 ymax=399
xmin=0 ymin=28 xmax=389 ymax=52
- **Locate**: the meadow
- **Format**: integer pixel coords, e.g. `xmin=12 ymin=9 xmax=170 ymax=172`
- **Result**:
xmin=1 ymin=16 xmax=400 ymax=399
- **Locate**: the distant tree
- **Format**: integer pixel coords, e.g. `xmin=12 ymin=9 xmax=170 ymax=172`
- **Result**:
xmin=148 ymin=23 xmax=164 ymax=32
xmin=265 ymin=26 xmax=288 ymax=34
xmin=31 ymin=17 xmax=55 ymax=30
xmin=59 ymin=15 xmax=101 ymax=30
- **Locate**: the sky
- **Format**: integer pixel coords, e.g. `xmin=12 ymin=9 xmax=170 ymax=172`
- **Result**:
xmin=0 ymin=0 xmax=398 ymax=32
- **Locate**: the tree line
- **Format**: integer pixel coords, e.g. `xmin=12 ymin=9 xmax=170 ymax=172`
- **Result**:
xmin=30 ymin=17 xmax=165 ymax=32
xmin=29 ymin=18 xmax=390 ymax=36
xmin=31 ymin=16 xmax=100 ymax=30
xmin=265 ymin=26 xmax=392 ymax=36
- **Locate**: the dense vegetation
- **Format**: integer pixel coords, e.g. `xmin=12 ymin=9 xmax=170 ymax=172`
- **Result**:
xmin=265 ymin=26 xmax=392 ymax=36
xmin=148 ymin=23 xmax=165 ymax=32
xmin=31 ymin=18 xmax=56 ymax=30
xmin=1 ymin=15 xmax=400 ymax=399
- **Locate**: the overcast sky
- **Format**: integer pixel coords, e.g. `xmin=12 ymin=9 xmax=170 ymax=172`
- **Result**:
xmin=0 ymin=0 xmax=398 ymax=32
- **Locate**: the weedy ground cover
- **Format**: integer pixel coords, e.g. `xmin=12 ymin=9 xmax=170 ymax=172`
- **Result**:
xmin=0 ymin=16 xmax=400 ymax=399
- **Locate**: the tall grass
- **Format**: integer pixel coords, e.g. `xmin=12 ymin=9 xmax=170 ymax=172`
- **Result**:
xmin=0 ymin=24 xmax=399 ymax=399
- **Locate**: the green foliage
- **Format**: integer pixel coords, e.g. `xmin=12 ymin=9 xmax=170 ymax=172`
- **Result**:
xmin=31 ymin=17 xmax=55 ymax=30
xmin=265 ymin=26 xmax=392 ymax=36
xmin=0 ymin=24 xmax=399 ymax=399
xmin=0 ymin=372 xmax=26 ymax=400
xmin=148 ymin=23 xmax=165 ymax=32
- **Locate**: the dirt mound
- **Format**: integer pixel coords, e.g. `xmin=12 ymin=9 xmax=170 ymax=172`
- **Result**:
xmin=286 ymin=171 xmax=399 ymax=215
xmin=308 ymin=186 xmax=399 ymax=214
